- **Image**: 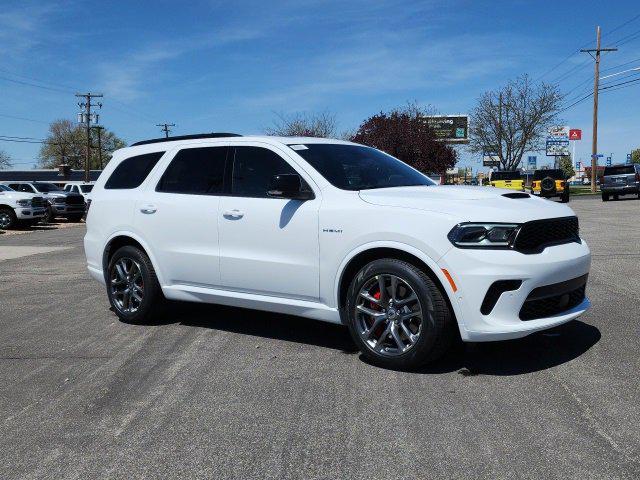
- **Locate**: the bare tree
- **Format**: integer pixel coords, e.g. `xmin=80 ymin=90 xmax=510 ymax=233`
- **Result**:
xmin=0 ymin=150 xmax=12 ymax=169
xmin=468 ymin=75 xmax=564 ymax=171
xmin=265 ymin=111 xmax=338 ymax=138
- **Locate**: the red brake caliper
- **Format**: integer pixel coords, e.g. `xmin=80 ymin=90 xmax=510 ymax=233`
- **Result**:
xmin=369 ymin=290 xmax=386 ymax=337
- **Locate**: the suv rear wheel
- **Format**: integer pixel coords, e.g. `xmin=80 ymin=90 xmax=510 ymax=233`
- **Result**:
xmin=602 ymin=193 xmax=609 ymax=202
xmin=345 ymin=259 xmax=454 ymax=370
xmin=107 ymin=245 xmax=165 ymax=323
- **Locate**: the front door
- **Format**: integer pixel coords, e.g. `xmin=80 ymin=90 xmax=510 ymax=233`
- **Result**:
xmin=218 ymin=145 xmax=320 ymax=301
xmin=135 ymin=145 xmax=228 ymax=288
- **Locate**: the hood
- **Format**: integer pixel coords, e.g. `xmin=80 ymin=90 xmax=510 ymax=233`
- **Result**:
xmin=359 ymin=185 xmax=575 ymax=223
xmin=0 ymin=190 xmax=35 ymax=201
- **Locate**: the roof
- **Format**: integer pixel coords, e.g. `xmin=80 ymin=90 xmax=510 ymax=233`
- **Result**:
xmin=131 ymin=133 xmax=242 ymax=146
xmin=0 ymin=169 xmax=102 ymax=183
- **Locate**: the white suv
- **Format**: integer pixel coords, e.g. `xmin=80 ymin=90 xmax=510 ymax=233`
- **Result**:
xmin=84 ymin=134 xmax=591 ymax=369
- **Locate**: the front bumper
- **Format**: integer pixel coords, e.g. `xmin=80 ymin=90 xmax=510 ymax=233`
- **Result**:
xmin=438 ymin=240 xmax=591 ymax=341
xmin=51 ymin=204 xmax=86 ymax=215
xmin=15 ymin=207 xmax=46 ymax=220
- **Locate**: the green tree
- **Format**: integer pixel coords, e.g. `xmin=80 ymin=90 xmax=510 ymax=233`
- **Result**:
xmin=0 ymin=150 xmax=12 ymax=169
xmin=38 ymin=119 xmax=126 ymax=170
xmin=631 ymin=148 xmax=640 ymax=164
xmin=558 ymin=155 xmax=575 ymax=179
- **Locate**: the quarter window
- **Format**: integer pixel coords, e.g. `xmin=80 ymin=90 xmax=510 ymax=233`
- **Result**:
xmin=157 ymin=146 xmax=228 ymax=195
xmin=231 ymin=146 xmax=297 ymax=198
xmin=105 ymin=152 xmax=165 ymax=189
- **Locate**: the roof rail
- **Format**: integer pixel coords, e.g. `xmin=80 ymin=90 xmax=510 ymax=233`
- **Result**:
xmin=131 ymin=133 xmax=242 ymax=147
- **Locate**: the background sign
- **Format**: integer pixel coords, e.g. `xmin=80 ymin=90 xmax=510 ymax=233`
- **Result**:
xmin=546 ymin=139 xmax=570 ymax=156
xmin=527 ymin=156 xmax=537 ymax=169
xmin=423 ymin=115 xmax=469 ymax=143
xmin=627 ymin=153 xmax=632 ymax=164
xmin=576 ymin=161 xmax=581 ymax=170
xmin=569 ymin=129 xmax=582 ymax=140
xmin=482 ymin=151 xmax=500 ymax=167
xmin=548 ymin=126 xmax=570 ymax=139
xmin=606 ymin=156 xmax=612 ymax=167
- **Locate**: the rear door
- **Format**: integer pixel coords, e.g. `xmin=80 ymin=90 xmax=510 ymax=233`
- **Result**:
xmin=134 ymin=145 xmax=228 ymax=288
xmin=218 ymin=144 xmax=321 ymax=300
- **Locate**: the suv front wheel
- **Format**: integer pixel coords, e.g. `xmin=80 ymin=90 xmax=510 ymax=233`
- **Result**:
xmin=107 ymin=245 xmax=165 ymax=323
xmin=345 ymin=259 xmax=454 ymax=370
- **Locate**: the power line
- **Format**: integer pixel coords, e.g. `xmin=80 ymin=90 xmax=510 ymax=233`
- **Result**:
xmin=0 ymin=75 xmax=74 ymax=94
xmin=615 ymin=29 xmax=640 ymax=47
xmin=0 ymin=113 xmax=50 ymax=124
xmin=599 ymin=76 xmax=640 ymax=91
xmin=602 ymin=13 xmax=640 ymax=41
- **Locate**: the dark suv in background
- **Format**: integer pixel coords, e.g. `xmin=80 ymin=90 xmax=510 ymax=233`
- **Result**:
xmin=600 ymin=164 xmax=640 ymax=201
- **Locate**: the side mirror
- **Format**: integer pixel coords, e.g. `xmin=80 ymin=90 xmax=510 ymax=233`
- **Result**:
xmin=268 ymin=174 xmax=314 ymax=200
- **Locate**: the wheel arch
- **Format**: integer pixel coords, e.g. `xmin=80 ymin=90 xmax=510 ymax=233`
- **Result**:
xmin=102 ymin=232 xmax=164 ymax=285
xmin=335 ymin=243 xmax=457 ymax=320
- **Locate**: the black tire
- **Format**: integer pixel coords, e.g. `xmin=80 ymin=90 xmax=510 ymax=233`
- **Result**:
xmin=42 ymin=207 xmax=53 ymax=223
xmin=106 ymin=245 xmax=166 ymax=324
xmin=67 ymin=214 xmax=84 ymax=223
xmin=602 ymin=193 xmax=609 ymax=202
xmin=560 ymin=188 xmax=570 ymax=203
xmin=345 ymin=258 xmax=454 ymax=370
xmin=0 ymin=207 xmax=17 ymax=230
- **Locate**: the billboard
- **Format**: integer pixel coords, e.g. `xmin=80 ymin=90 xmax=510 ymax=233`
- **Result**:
xmin=546 ymin=126 xmax=570 ymax=157
xmin=569 ymin=129 xmax=582 ymax=140
xmin=423 ymin=115 xmax=469 ymax=143
xmin=546 ymin=140 xmax=570 ymax=156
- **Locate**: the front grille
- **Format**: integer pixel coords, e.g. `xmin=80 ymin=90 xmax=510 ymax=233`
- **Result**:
xmin=66 ymin=195 xmax=84 ymax=205
xmin=31 ymin=196 xmax=45 ymax=207
xmin=513 ymin=216 xmax=579 ymax=254
xmin=519 ymin=275 xmax=588 ymax=321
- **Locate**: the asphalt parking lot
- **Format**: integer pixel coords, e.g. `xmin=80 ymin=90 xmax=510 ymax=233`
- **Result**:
xmin=1 ymin=195 xmax=638 ymax=480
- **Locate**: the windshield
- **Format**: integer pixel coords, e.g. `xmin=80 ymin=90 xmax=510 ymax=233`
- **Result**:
xmin=0 ymin=185 xmax=13 ymax=192
xmin=80 ymin=185 xmax=94 ymax=193
xmin=491 ymin=171 xmax=521 ymax=181
xmin=533 ymin=169 xmax=564 ymax=180
xmin=604 ymin=165 xmax=634 ymax=176
xmin=32 ymin=182 xmax=62 ymax=192
xmin=289 ymin=143 xmax=435 ymax=190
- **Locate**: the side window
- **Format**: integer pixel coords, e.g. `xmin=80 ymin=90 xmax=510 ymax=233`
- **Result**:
xmin=105 ymin=152 xmax=165 ymax=189
xmin=22 ymin=185 xmax=35 ymax=193
xmin=157 ymin=146 xmax=228 ymax=195
xmin=231 ymin=146 xmax=297 ymax=198
xmin=8 ymin=184 xmax=20 ymax=191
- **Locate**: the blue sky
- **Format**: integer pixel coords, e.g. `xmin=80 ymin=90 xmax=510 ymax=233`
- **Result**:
xmin=1 ymin=0 xmax=639 ymax=172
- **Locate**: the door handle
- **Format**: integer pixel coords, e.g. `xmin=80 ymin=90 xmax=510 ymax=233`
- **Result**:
xmin=140 ymin=204 xmax=157 ymax=214
xmin=223 ymin=209 xmax=244 ymax=219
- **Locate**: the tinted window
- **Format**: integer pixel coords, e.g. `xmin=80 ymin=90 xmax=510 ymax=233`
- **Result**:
xmin=80 ymin=185 xmax=93 ymax=193
xmin=533 ymin=169 xmax=564 ymax=180
xmin=157 ymin=147 xmax=227 ymax=195
xmin=491 ymin=171 xmax=521 ymax=181
xmin=232 ymin=146 xmax=297 ymax=197
xmin=32 ymin=183 xmax=61 ymax=192
xmin=105 ymin=152 xmax=164 ymax=189
xmin=0 ymin=185 xmax=12 ymax=191
xmin=291 ymin=144 xmax=434 ymax=190
xmin=604 ymin=165 xmax=634 ymax=176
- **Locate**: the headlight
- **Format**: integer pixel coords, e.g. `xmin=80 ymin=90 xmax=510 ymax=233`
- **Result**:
xmin=448 ymin=223 xmax=521 ymax=249
xmin=16 ymin=199 xmax=31 ymax=207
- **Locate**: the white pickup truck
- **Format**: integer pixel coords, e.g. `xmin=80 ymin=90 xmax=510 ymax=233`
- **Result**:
xmin=0 ymin=184 xmax=47 ymax=229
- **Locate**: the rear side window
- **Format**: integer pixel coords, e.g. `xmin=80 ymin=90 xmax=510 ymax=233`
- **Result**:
xmin=105 ymin=152 xmax=164 ymax=189
xmin=231 ymin=146 xmax=297 ymax=198
xmin=604 ymin=165 xmax=634 ymax=176
xmin=157 ymin=146 xmax=228 ymax=195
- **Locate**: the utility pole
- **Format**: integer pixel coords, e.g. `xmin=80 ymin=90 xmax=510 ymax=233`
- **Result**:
xmin=156 ymin=123 xmax=175 ymax=138
xmin=91 ymin=125 xmax=105 ymax=170
xmin=76 ymin=93 xmax=103 ymax=183
xmin=581 ymin=26 xmax=617 ymax=192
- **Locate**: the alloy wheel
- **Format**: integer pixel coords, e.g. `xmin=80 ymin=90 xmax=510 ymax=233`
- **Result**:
xmin=354 ymin=274 xmax=425 ymax=356
xmin=0 ymin=212 xmax=12 ymax=229
xmin=110 ymin=257 xmax=144 ymax=314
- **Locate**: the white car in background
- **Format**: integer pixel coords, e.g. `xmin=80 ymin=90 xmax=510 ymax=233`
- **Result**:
xmin=63 ymin=182 xmax=95 ymax=202
xmin=84 ymin=133 xmax=592 ymax=369
xmin=0 ymin=184 xmax=47 ymax=229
